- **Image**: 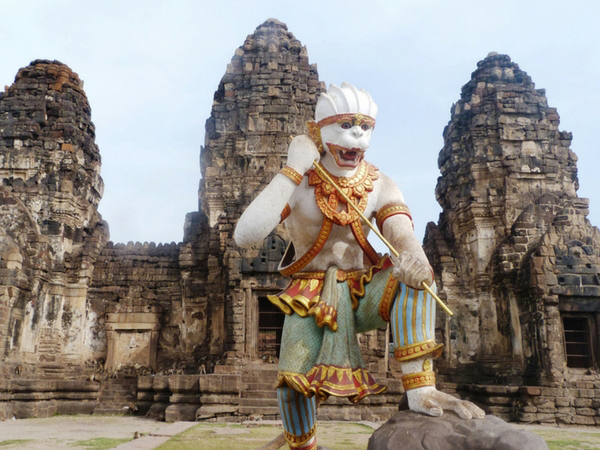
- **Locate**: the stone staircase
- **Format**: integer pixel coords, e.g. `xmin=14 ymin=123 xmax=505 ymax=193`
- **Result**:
xmin=239 ymin=364 xmax=280 ymax=418
xmin=135 ymin=365 xmax=403 ymax=422
xmin=93 ymin=377 xmax=138 ymax=415
xmin=39 ymin=363 xmax=67 ymax=378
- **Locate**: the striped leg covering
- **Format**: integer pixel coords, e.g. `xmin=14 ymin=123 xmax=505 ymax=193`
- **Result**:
xmin=277 ymin=386 xmax=317 ymax=449
xmin=390 ymin=282 xmax=443 ymax=362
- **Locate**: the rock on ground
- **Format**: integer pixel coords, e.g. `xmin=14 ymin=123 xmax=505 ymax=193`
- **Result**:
xmin=367 ymin=411 xmax=548 ymax=450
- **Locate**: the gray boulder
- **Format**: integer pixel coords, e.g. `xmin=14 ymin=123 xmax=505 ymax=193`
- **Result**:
xmin=367 ymin=411 xmax=548 ymax=450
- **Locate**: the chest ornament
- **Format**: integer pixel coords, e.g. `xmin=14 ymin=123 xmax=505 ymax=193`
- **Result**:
xmin=307 ymin=162 xmax=379 ymax=226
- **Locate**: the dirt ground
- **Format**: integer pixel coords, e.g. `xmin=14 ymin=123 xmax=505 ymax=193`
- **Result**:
xmin=0 ymin=416 xmax=196 ymax=450
xmin=1 ymin=416 xmax=600 ymax=449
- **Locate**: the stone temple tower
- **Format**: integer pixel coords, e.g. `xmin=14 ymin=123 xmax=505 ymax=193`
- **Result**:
xmin=182 ymin=19 xmax=324 ymax=365
xmin=0 ymin=60 xmax=108 ymax=376
xmin=425 ymin=53 xmax=600 ymax=385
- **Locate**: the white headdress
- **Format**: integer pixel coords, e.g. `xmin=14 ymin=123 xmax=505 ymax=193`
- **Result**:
xmin=315 ymin=82 xmax=378 ymax=122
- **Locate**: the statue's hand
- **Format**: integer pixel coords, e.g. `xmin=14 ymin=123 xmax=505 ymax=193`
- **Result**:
xmin=286 ymin=134 xmax=320 ymax=175
xmin=392 ymin=251 xmax=433 ymax=289
xmin=406 ymin=386 xmax=485 ymax=419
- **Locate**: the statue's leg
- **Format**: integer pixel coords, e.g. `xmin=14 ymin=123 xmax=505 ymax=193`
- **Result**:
xmin=353 ymin=266 xmax=484 ymax=418
xmin=277 ymin=313 xmax=323 ymax=449
xmin=390 ymin=283 xmax=485 ymax=418
xmin=354 ymin=270 xmax=441 ymax=390
xmin=352 ymin=264 xmax=440 ymax=363
xmin=391 ymin=281 xmax=442 ymax=392
xmin=390 ymin=283 xmax=444 ymax=414
xmin=277 ymin=385 xmax=317 ymax=449
xmin=390 ymin=282 xmax=442 ymax=367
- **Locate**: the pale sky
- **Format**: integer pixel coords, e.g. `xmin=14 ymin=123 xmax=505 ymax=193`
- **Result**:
xmin=2 ymin=0 xmax=599 ymax=246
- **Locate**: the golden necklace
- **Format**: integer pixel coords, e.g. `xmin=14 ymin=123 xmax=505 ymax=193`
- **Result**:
xmin=307 ymin=161 xmax=379 ymax=226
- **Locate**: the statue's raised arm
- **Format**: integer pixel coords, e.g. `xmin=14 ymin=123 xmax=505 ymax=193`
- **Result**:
xmin=235 ymin=82 xmax=484 ymax=450
xmin=234 ymin=134 xmax=319 ymax=248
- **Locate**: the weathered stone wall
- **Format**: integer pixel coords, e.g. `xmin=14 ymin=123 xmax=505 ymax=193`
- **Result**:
xmin=440 ymin=381 xmax=600 ymax=426
xmin=88 ymin=242 xmax=186 ymax=371
xmin=522 ymin=203 xmax=600 ymax=385
xmin=0 ymin=378 xmax=100 ymax=420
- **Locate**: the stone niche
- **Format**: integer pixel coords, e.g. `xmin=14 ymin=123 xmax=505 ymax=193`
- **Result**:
xmin=104 ymin=287 xmax=162 ymax=371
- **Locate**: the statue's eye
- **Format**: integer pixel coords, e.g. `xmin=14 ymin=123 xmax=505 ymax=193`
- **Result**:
xmin=341 ymin=122 xmax=352 ymax=129
xmin=361 ymin=124 xmax=371 ymax=131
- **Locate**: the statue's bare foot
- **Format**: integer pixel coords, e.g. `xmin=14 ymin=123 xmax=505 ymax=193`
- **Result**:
xmin=406 ymin=386 xmax=485 ymax=419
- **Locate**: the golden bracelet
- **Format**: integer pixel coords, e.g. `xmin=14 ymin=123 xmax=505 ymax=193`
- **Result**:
xmin=402 ymin=370 xmax=436 ymax=391
xmin=280 ymin=166 xmax=303 ymax=186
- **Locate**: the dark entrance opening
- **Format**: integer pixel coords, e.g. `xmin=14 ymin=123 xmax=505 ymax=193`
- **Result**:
xmin=258 ymin=296 xmax=285 ymax=359
xmin=562 ymin=314 xmax=594 ymax=368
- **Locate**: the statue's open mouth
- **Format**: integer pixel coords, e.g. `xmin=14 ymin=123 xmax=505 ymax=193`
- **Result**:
xmin=326 ymin=143 xmax=366 ymax=168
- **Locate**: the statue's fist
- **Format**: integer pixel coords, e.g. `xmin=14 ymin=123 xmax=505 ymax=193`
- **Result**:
xmin=392 ymin=251 xmax=433 ymax=289
xmin=286 ymin=134 xmax=320 ymax=175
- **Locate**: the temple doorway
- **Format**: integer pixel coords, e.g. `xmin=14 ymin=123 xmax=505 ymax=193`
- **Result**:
xmin=257 ymin=296 xmax=285 ymax=359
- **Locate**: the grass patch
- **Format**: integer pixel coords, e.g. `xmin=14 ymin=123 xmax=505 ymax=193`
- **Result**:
xmin=0 ymin=440 xmax=34 ymax=447
xmin=155 ymin=422 xmax=374 ymax=450
xmin=546 ymin=440 xmax=596 ymax=450
xmin=155 ymin=423 xmax=273 ymax=450
xmin=529 ymin=428 xmax=600 ymax=450
xmin=73 ymin=437 xmax=132 ymax=449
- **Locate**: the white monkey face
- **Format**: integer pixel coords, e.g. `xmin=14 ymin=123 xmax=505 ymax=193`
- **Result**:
xmin=320 ymin=119 xmax=373 ymax=170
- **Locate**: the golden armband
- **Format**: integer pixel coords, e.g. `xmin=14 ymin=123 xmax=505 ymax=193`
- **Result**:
xmin=376 ymin=203 xmax=412 ymax=231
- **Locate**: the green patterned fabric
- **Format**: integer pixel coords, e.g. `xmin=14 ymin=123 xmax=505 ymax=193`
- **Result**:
xmin=314 ymin=280 xmax=365 ymax=370
xmin=355 ymin=267 xmax=390 ymax=333
xmin=279 ymin=267 xmax=393 ymax=374
xmin=279 ymin=308 xmax=324 ymax=374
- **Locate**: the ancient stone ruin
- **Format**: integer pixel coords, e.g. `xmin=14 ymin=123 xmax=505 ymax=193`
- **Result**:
xmin=0 ymin=61 xmax=107 ymax=373
xmin=423 ymin=53 xmax=600 ymax=425
xmin=0 ymin=21 xmax=599 ymax=426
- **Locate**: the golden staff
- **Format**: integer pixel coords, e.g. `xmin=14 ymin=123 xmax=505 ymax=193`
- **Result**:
xmin=312 ymin=161 xmax=453 ymax=316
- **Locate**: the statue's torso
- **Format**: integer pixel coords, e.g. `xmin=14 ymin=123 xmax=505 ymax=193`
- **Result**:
xmin=285 ymin=174 xmax=386 ymax=271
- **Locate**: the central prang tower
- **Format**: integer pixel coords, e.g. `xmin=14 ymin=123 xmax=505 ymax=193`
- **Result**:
xmin=181 ymin=19 xmax=324 ymax=365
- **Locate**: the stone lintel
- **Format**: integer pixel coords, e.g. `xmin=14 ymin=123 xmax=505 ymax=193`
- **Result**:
xmin=105 ymin=323 xmax=160 ymax=331
xmin=106 ymin=312 xmax=161 ymax=326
